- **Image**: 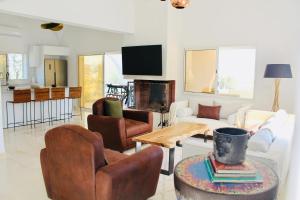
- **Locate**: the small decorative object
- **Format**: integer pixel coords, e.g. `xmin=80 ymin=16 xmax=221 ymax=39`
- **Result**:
xmin=8 ymin=85 xmax=15 ymax=90
xmin=41 ymin=23 xmax=64 ymax=31
xmin=160 ymin=0 xmax=190 ymax=9
xmin=213 ymin=127 xmax=249 ymax=165
xmin=264 ymin=64 xmax=292 ymax=112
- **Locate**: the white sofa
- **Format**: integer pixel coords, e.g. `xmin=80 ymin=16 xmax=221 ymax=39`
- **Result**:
xmin=179 ymin=108 xmax=295 ymax=191
xmin=169 ymin=98 xmax=251 ymax=129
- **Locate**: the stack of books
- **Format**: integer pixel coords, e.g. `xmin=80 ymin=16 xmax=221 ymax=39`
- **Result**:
xmin=205 ymin=153 xmax=263 ymax=184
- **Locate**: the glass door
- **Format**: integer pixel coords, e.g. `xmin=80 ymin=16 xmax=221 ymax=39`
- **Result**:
xmin=78 ymin=55 xmax=104 ymax=109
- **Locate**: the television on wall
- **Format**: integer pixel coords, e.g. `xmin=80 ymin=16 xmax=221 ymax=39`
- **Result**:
xmin=122 ymin=45 xmax=162 ymax=76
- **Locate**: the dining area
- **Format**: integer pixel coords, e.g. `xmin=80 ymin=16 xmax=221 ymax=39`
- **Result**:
xmin=2 ymin=86 xmax=82 ymax=130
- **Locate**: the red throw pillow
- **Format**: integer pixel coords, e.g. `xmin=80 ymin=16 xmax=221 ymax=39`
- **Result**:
xmin=197 ymin=104 xmax=221 ymax=120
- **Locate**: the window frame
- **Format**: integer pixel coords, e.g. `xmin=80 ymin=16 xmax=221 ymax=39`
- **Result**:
xmin=184 ymin=46 xmax=256 ymax=100
xmin=0 ymin=52 xmax=28 ymax=81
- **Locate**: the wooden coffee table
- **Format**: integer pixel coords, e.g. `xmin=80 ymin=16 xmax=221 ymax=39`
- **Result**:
xmin=133 ymin=122 xmax=209 ymax=175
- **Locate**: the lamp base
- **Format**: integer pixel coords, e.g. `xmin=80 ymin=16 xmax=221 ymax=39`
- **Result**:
xmin=272 ymin=79 xmax=280 ymax=112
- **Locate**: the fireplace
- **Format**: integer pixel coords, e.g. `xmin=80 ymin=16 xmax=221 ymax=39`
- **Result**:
xmin=134 ymin=80 xmax=175 ymax=112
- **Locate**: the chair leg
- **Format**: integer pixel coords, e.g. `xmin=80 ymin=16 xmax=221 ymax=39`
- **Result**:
xmin=22 ymin=103 xmax=25 ymax=125
xmin=6 ymin=102 xmax=8 ymax=129
xmin=68 ymin=98 xmax=70 ymax=121
xmin=30 ymin=102 xmax=32 ymax=128
xmin=80 ymin=105 xmax=82 ymax=120
xmin=48 ymin=100 xmax=51 ymax=126
xmin=13 ymin=104 xmax=15 ymax=131
xmin=63 ymin=99 xmax=66 ymax=122
xmin=34 ymin=101 xmax=36 ymax=128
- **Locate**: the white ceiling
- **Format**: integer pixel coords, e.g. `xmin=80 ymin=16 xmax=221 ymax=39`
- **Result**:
xmin=0 ymin=0 xmax=135 ymax=34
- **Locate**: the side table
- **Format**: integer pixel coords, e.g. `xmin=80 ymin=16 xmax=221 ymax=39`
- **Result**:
xmin=174 ymin=155 xmax=279 ymax=200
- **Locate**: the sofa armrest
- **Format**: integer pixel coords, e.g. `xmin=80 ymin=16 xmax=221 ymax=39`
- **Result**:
xmin=95 ymin=146 xmax=163 ymax=200
xmin=87 ymin=115 xmax=127 ymax=152
xmin=123 ymin=110 xmax=153 ymax=125
xmin=169 ymin=100 xmax=189 ymax=125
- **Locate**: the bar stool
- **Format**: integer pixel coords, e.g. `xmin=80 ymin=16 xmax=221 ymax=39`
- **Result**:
xmin=66 ymin=87 xmax=82 ymax=120
xmin=50 ymin=88 xmax=66 ymax=124
xmin=6 ymin=89 xmax=32 ymax=131
xmin=32 ymin=88 xmax=51 ymax=127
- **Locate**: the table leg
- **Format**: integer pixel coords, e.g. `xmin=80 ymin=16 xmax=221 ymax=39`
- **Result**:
xmin=161 ymin=148 xmax=175 ymax=176
xmin=135 ymin=142 xmax=142 ymax=152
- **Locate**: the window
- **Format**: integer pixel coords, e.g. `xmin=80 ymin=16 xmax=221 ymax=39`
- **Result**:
xmin=217 ymin=48 xmax=256 ymax=99
xmin=185 ymin=50 xmax=217 ymax=94
xmin=0 ymin=53 xmax=27 ymax=80
xmin=7 ymin=53 xmax=26 ymax=80
xmin=185 ymin=47 xmax=256 ymax=99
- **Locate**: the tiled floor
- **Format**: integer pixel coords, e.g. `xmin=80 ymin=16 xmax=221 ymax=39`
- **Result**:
xmin=0 ymin=114 xmax=286 ymax=200
xmin=0 ymin=114 xmax=178 ymax=200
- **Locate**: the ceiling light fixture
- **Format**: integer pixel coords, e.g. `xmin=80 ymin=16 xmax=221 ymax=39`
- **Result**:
xmin=161 ymin=0 xmax=190 ymax=9
xmin=41 ymin=23 xmax=64 ymax=31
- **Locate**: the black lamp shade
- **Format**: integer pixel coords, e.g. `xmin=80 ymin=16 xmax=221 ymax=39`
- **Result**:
xmin=264 ymin=64 xmax=293 ymax=78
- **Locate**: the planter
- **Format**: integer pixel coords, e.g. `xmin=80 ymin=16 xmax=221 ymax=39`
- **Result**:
xmin=213 ymin=127 xmax=249 ymax=165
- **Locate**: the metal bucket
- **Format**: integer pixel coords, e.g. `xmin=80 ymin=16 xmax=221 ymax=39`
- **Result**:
xmin=213 ymin=127 xmax=249 ymax=165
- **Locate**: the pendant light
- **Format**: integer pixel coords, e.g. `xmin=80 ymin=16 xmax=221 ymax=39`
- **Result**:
xmin=161 ymin=0 xmax=190 ymax=9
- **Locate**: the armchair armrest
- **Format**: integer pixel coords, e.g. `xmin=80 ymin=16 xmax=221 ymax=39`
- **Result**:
xmin=87 ymin=115 xmax=127 ymax=152
xmin=123 ymin=110 xmax=153 ymax=125
xmin=95 ymin=146 xmax=163 ymax=200
xmin=40 ymin=148 xmax=52 ymax=199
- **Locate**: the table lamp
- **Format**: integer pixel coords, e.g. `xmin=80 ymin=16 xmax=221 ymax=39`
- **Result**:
xmin=264 ymin=64 xmax=293 ymax=112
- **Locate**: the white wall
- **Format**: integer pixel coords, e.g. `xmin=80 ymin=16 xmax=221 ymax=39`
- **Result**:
xmin=123 ymin=0 xmax=168 ymax=80
xmin=0 ymin=0 xmax=134 ymax=34
xmin=164 ymin=0 xmax=300 ymax=113
xmin=0 ymin=12 xmax=125 ymax=87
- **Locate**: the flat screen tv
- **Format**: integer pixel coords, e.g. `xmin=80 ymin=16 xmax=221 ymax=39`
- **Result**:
xmin=122 ymin=45 xmax=162 ymax=76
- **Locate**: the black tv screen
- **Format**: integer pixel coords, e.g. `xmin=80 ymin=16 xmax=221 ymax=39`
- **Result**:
xmin=122 ymin=45 xmax=162 ymax=76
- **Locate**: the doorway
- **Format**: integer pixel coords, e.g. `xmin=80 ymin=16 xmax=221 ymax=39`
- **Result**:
xmin=78 ymin=55 xmax=104 ymax=109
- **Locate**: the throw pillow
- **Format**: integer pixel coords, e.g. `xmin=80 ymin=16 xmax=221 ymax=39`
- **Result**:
xmin=248 ymin=128 xmax=274 ymax=153
xmin=197 ymin=104 xmax=221 ymax=120
xmin=189 ymin=98 xmax=213 ymax=115
xmin=104 ymin=100 xmax=123 ymax=118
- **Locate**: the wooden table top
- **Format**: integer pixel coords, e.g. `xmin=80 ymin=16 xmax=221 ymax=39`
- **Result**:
xmin=132 ymin=122 xmax=209 ymax=148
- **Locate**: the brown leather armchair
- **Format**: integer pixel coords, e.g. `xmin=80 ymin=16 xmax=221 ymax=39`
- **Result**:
xmin=87 ymin=98 xmax=153 ymax=152
xmin=40 ymin=125 xmax=163 ymax=200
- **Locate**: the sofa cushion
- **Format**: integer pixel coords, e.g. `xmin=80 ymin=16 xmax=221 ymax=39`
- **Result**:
xmin=248 ymin=129 xmax=274 ymax=153
xmin=104 ymin=99 xmax=123 ymax=118
xmin=197 ymin=104 xmax=221 ymax=120
xmin=214 ymin=100 xmax=247 ymax=119
xmin=177 ymin=107 xmax=193 ymax=118
xmin=125 ymin=119 xmax=150 ymax=138
xmin=104 ymin=148 xmax=129 ymax=164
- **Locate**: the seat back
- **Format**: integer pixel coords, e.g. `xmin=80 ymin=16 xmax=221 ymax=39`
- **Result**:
xmin=13 ymin=89 xmax=31 ymax=103
xmin=51 ymin=88 xmax=65 ymax=100
xmin=92 ymin=97 xmax=120 ymax=115
xmin=69 ymin=87 xmax=82 ymax=99
xmin=43 ymin=125 xmax=106 ymax=200
xmin=34 ymin=88 xmax=50 ymax=101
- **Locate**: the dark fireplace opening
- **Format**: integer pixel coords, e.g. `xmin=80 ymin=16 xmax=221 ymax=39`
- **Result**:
xmin=134 ymin=80 xmax=175 ymax=112
xmin=149 ymin=83 xmax=167 ymax=110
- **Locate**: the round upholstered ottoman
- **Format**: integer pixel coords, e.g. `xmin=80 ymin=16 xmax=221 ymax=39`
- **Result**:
xmin=174 ymin=155 xmax=279 ymax=200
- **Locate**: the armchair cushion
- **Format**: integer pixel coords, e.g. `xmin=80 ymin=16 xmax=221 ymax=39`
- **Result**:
xmin=104 ymin=149 xmax=129 ymax=165
xmin=96 ymin=146 xmax=163 ymax=200
xmin=125 ymin=119 xmax=151 ymax=138
xmin=104 ymin=99 xmax=123 ymax=118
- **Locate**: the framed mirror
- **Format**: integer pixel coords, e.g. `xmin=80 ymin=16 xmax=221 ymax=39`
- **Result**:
xmin=185 ymin=49 xmax=217 ymax=93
